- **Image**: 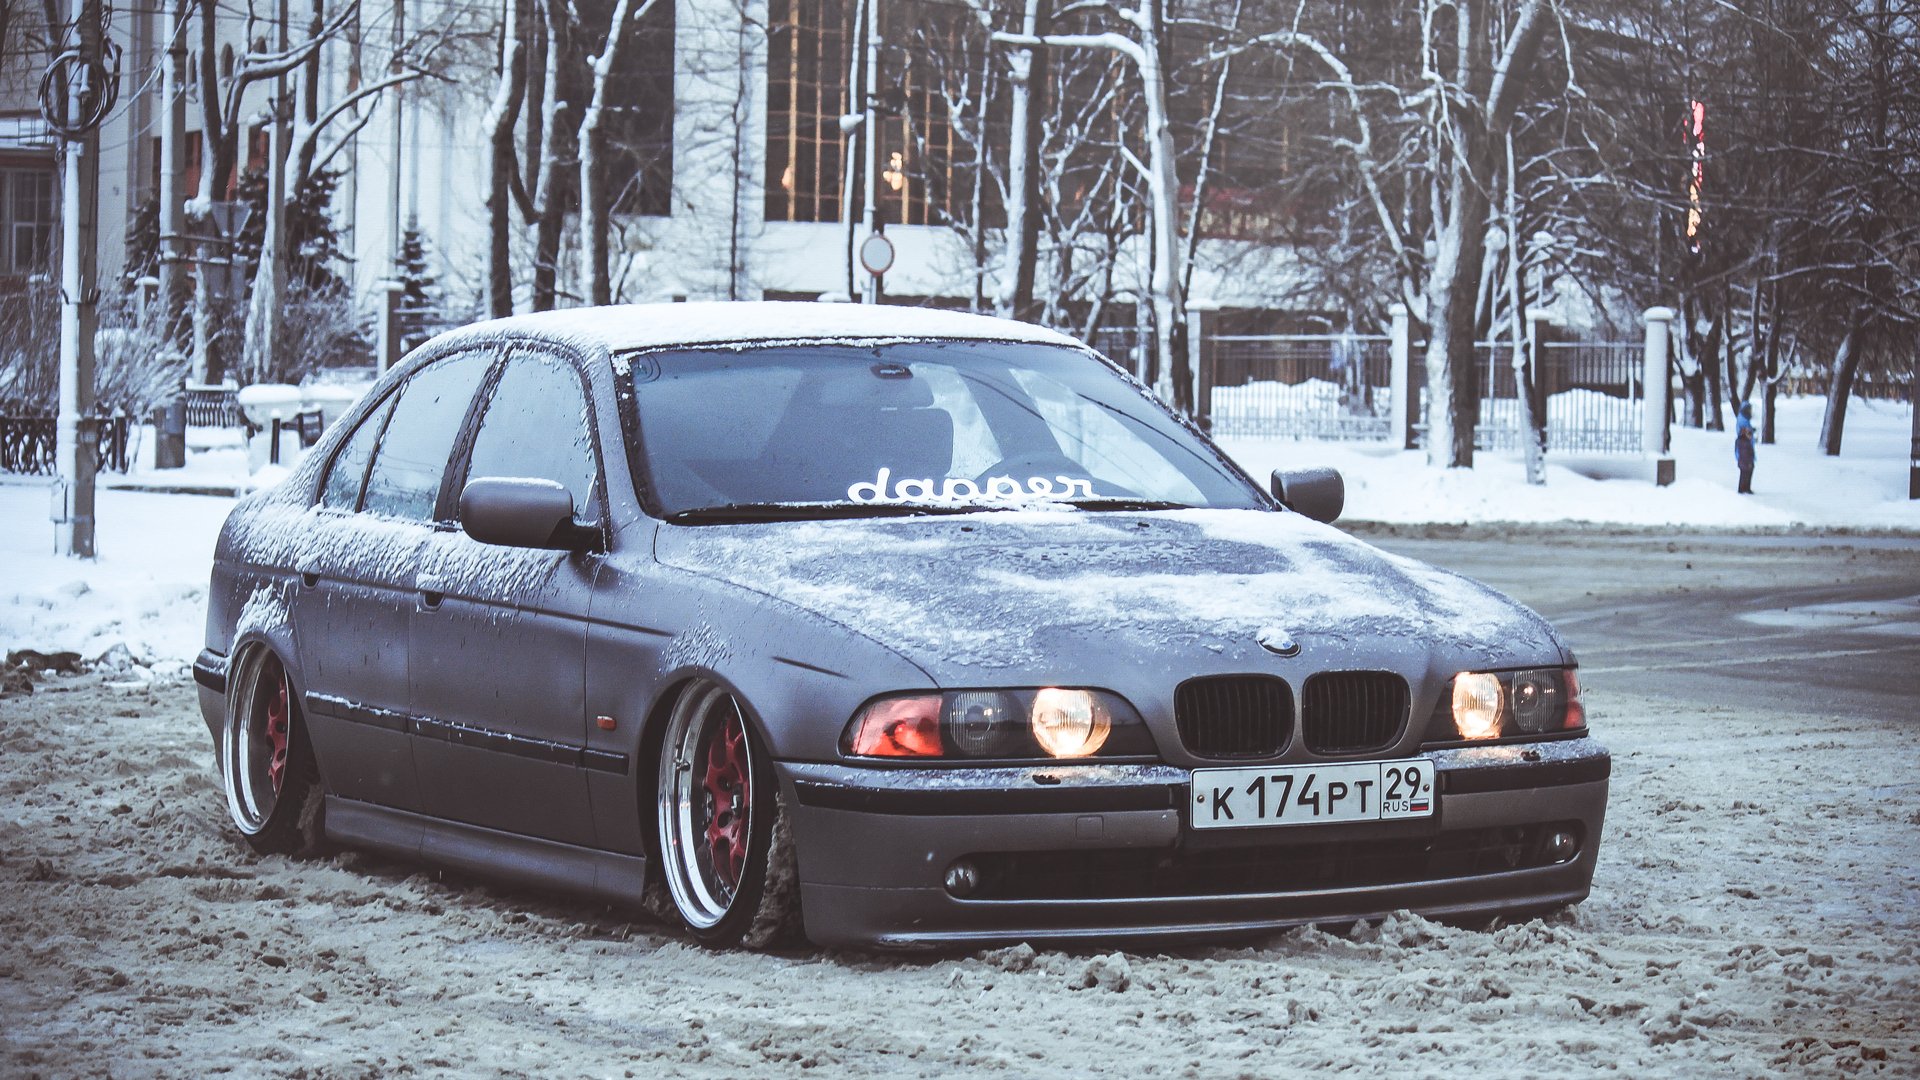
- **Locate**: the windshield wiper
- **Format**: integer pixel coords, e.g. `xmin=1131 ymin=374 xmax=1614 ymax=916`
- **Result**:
xmin=663 ymin=501 xmax=1005 ymax=524
xmin=1066 ymin=498 xmax=1195 ymax=512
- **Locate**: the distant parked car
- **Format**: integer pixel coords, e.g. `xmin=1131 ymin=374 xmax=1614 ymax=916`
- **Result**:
xmin=194 ymin=302 xmax=1608 ymax=949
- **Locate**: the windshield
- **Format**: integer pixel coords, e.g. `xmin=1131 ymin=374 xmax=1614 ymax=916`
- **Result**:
xmin=621 ymin=340 xmax=1266 ymax=519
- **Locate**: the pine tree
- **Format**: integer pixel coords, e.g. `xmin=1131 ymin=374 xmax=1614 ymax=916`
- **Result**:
xmin=236 ymin=167 xmax=348 ymax=295
xmin=395 ymin=225 xmax=443 ymax=350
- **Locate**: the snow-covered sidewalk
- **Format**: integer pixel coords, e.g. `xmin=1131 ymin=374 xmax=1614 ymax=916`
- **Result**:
xmin=0 ymin=487 xmax=231 ymax=670
xmin=1221 ymin=395 xmax=1919 ymax=530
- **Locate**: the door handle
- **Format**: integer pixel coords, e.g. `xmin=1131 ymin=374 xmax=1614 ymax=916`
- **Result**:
xmin=417 ymin=572 xmax=445 ymax=610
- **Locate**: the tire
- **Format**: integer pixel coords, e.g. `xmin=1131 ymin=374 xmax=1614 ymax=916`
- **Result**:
xmin=654 ymin=680 xmax=800 ymax=949
xmin=220 ymin=646 xmax=327 ymax=857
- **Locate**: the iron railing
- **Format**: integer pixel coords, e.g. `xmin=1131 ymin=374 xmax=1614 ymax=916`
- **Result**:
xmin=0 ymin=413 xmax=133 ymax=475
xmin=1407 ymin=340 xmax=1642 ymax=453
xmin=1208 ymin=334 xmax=1394 ymax=440
xmin=183 ymin=383 xmax=243 ymax=427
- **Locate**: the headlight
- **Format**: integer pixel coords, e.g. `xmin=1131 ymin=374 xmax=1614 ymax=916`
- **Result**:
xmin=1438 ymin=668 xmax=1584 ymax=743
xmin=844 ymin=688 xmax=1151 ymax=761
xmin=1452 ymin=672 xmax=1503 ymax=739
xmin=1029 ymin=687 xmax=1111 ymax=758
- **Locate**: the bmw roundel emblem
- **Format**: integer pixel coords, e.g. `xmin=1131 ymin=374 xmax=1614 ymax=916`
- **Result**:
xmin=1256 ymin=626 xmax=1300 ymax=657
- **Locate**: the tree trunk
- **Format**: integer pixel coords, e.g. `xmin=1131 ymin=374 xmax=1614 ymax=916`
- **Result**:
xmin=1818 ymin=318 xmax=1864 ymax=456
xmin=1421 ymin=0 xmax=1549 ymax=468
xmin=485 ymin=0 xmax=526 ymax=317
xmin=1140 ymin=0 xmax=1188 ymax=413
xmin=1703 ymin=309 xmax=1725 ymax=431
xmin=295 ymin=0 xmax=323 ymax=185
xmin=999 ymin=0 xmax=1046 ymax=321
xmin=530 ymin=0 xmax=571 ymax=311
xmin=1505 ymin=132 xmax=1542 ymax=485
xmin=1760 ymin=325 xmax=1783 ymax=446
xmin=579 ymin=0 xmax=644 ymax=307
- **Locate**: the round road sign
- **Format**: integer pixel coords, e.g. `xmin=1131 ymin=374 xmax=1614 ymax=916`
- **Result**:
xmin=859 ymin=233 xmax=896 ymax=276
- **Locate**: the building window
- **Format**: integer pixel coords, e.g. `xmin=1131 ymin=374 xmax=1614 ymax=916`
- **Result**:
xmin=765 ymin=0 xmax=991 ymax=227
xmin=765 ymin=0 xmax=852 ymax=223
xmin=1 ymin=168 xmax=55 ymax=275
xmin=604 ymin=0 xmax=675 ymax=216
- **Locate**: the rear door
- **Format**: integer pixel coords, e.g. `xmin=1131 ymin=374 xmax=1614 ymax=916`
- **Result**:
xmin=407 ymin=346 xmax=605 ymax=846
xmin=293 ymin=348 xmax=495 ymax=812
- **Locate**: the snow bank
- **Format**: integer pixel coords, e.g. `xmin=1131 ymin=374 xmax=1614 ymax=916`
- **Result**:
xmin=0 ymin=486 xmax=231 ymax=667
xmin=1221 ymin=395 xmax=1920 ymax=530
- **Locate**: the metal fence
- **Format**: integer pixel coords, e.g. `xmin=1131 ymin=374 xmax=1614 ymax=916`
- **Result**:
xmin=1208 ymin=335 xmax=1395 ymax=440
xmin=183 ymin=383 xmax=244 ymax=427
xmin=1537 ymin=342 xmax=1643 ymax=453
xmin=1065 ymin=322 xmax=1645 ymax=454
xmin=0 ymin=413 xmax=134 ymax=475
xmin=1404 ymin=340 xmax=1642 ymax=453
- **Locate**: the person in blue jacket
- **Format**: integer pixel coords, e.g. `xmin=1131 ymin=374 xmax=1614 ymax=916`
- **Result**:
xmin=1734 ymin=401 xmax=1756 ymax=494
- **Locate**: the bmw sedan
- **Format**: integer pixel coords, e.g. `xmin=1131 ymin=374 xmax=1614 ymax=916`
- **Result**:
xmin=194 ymin=302 xmax=1609 ymax=950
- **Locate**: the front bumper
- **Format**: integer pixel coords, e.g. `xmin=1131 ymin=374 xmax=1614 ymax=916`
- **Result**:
xmin=780 ymin=739 xmax=1609 ymax=949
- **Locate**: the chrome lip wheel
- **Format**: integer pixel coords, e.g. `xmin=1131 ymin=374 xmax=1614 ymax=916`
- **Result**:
xmin=222 ymin=647 xmax=290 ymax=835
xmin=658 ymin=681 xmax=755 ymax=930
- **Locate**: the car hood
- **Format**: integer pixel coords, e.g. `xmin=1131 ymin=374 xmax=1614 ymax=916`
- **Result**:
xmin=652 ymin=507 xmax=1562 ymax=684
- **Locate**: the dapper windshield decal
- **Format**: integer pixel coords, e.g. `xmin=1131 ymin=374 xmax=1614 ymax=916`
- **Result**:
xmin=847 ymin=467 xmax=1096 ymax=504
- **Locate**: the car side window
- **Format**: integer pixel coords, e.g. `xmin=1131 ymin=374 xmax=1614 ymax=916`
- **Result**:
xmin=318 ymin=391 xmax=397 ymax=511
xmin=361 ymin=350 xmax=493 ymax=521
xmin=463 ymin=351 xmax=600 ymax=520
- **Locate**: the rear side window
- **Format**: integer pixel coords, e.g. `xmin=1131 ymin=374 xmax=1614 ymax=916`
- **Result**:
xmin=319 ymin=391 xmax=397 ymax=510
xmin=362 ymin=351 xmax=492 ymax=521
xmin=463 ymin=351 xmax=600 ymax=520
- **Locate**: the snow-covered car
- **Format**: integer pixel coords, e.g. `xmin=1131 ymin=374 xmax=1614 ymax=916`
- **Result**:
xmin=192 ymin=302 xmax=1609 ymax=950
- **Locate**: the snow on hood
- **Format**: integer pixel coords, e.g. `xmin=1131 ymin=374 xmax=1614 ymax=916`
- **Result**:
xmin=654 ymin=507 xmax=1561 ymax=676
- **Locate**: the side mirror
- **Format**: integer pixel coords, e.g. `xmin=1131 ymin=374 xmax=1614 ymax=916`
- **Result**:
xmin=1270 ymin=467 xmax=1344 ymax=524
xmin=460 ymin=477 xmax=600 ymax=551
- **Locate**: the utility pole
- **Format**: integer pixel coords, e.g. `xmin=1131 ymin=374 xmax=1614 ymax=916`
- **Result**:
xmin=859 ymin=0 xmax=880 ymax=304
xmin=157 ymin=0 xmax=188 ymax=349
xmin=389 ymin=0 xmax=406 ymax=271
xmin=53 ymin=0 xmax=106 ymax=558
xmin=382 ymin=0 xmax=406 ymax=371
xmin=256 ymin=0 xmax=292 ymax=383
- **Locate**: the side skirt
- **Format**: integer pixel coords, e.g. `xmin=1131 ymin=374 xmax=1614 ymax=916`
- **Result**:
xmin=324 ymin=796 xmax=648 ymax=909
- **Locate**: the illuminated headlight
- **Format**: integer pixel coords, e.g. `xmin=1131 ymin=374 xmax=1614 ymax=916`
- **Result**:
xmin=1452 ymin=672 xmax=1504 ymax=740
xmin=843 ymin=688 xmax=1151 ymax=762
xmin=1443 ymin=668 xmax=1584 ymax=742
xmin=1029 ymin=687 xmax=1112 ymax=758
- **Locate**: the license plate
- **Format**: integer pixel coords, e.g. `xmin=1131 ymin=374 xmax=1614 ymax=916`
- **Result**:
xmin=1189 ymin=759 xmax=1436 ymax=830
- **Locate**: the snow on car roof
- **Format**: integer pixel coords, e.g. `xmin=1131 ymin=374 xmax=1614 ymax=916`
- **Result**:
xmin=426 ymin=301 xmax=1087 ymax=357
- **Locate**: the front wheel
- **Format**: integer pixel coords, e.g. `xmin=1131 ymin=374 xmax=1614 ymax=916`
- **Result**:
xmin=220 ymin=646 xmax=326 ymax=856
xmin=655 ymin=680 xmax=798 ymax=948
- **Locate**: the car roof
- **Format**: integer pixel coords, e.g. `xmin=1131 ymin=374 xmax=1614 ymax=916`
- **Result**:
xmin=424 ymin=301 xmax=1087 ymax=358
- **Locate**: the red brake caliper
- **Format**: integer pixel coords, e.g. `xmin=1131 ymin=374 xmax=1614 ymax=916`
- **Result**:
xmin=264 ymin=676 xmax=291 ymax=794
xmin=701 ymin=714 xmax=750 ymax=893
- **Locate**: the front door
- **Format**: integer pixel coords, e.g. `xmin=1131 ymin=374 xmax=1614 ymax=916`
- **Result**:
xmin=407 ymin=347 xmax=605 ymax=847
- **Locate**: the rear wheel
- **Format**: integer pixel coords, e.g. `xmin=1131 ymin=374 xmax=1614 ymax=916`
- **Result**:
xmin=655 ymin=680 xmax=798 ymax=948
xmin=220 ymin=646 xmax=326 ymax=856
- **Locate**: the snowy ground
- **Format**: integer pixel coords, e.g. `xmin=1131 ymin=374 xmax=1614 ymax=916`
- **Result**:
xmin=0 ymin=488 xmax=231 ymax=669
xmin=1 ymin=533 xmax=1916 ymax=1076
xmin=1 ymin=397 xmax=1916 ymax=1075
